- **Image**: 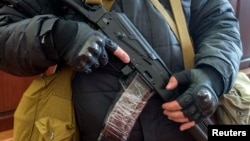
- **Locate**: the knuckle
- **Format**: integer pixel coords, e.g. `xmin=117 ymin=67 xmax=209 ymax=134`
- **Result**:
xmin=177 ymin=94 xmax=193 ymax=108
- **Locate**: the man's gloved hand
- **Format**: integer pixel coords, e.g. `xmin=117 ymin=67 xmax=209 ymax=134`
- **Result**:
xmin=162 ymin=68 xmax=222 ymax=131
xmin=64 ymin=33 xmax=120 ymax=73
xmin=41 ymin=20 xmax=130 ymax=73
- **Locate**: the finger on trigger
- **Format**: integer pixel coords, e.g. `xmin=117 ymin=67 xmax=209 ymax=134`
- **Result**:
xmin=113 ymin=46 xmax=130 ymax=63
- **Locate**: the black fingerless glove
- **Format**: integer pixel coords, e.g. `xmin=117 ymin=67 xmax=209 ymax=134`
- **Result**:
xmin=41 ymin=19 xmax=117 ymax=73
xmin=172 ymin=67 xmax=223 ymax=123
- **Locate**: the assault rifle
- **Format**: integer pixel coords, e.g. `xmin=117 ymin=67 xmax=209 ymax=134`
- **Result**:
xmin=62 ymin=0 xmax=210 ymax=140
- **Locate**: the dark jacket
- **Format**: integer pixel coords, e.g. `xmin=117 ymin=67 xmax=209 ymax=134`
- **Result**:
xmin=0 ymin=0 xmax=242 ymax=141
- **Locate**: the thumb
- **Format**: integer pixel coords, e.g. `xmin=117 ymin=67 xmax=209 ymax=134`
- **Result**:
xmin=166 ymin=76 xmax=178 ymax=90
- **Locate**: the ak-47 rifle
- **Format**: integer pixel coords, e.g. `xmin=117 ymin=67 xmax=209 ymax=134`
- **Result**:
xmin=62 ymin=0 xmax=209 ymax=141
